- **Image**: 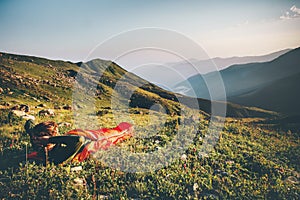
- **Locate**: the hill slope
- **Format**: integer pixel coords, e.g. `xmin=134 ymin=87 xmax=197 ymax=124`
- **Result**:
xmin=0 ymin=52 xmax=276 ymax=118
xmin=175 ymin=47 xmax=300 ymax=115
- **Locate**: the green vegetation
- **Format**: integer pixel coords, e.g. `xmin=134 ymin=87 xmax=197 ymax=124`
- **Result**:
xmin=0 ymin=111 xmax=298 ymax=199
xmin=0 ymin=52 xmax=299 ymax=199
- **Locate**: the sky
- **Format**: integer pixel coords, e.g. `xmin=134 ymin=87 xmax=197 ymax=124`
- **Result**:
xmin=0 ymin=0 xmax=300 ymax=64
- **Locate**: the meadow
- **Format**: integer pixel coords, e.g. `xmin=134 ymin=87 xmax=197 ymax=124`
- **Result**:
xmin=0 ymin=106 xmax=299 ymax=199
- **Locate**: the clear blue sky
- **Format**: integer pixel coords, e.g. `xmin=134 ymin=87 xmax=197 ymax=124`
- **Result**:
xmin=0 ymin=0 xmax=300 ymax=62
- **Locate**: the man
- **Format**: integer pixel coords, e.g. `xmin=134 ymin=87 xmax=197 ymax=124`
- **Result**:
xmin=25 ymin=120 xmax=133 ymax=164
xmin=25 ymin=120 xmax=85 ymax=164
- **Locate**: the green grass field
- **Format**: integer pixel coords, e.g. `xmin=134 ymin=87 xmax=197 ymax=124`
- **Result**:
xmin=0 ymin=107 xmax=299 ymax=199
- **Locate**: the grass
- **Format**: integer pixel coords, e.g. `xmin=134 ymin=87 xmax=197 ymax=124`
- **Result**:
xmin=0 ymin=106 xmax=299 ymax=199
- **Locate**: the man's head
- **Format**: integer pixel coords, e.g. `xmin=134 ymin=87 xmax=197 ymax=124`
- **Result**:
xmin=25 ymin=120 xmax=59 ymax=151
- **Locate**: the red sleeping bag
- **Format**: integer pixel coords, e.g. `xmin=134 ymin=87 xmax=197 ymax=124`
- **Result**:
xmin=68 ymin=122 xmax=133 ymax=162
xmin=27 ymin=122 xmax=133 ymax=163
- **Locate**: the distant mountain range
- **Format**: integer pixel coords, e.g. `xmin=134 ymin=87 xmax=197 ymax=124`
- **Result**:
xmin=175 ymin=47 xmax=300 ymax=115
xmin=0 ymin=52 xmax=276 ymax=118
xmin=130 ymin=49 xmax=291 ymax=90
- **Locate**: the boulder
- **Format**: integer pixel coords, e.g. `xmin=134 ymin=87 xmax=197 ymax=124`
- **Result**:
xmin=58 ymin=122 xmax=72 ymax=127
xmin=62 ymin=105 xmax=72 ymax=110
xmin=71 ymin=166 xmax=82 ymax=172
xmin=37 ymin=103 xmax=46 ymax=108
xmin=1 ymin=102 xmax=11 ymax=106
xmin=8 ymin=110 xmax=35 ymax=122
xmin=11 ymin=104 xmax=30 ymax=112
xmin=20 ymin=104 xmax=30 ymax=112
xmin=10 ymin=110 xmax=26 ymax=117
xmin=39 ymin=109 xmax=55 ymax=116
xmin=96 ymin=110 xmax=109 ymax=116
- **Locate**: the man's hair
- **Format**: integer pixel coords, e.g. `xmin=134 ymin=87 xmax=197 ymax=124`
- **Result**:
xmin=31 ymin=121 xmax=58 ymax=137
xmin=28 ymin=121 xmax=58 ymax=151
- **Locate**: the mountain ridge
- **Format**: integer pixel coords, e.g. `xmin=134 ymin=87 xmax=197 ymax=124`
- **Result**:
xmin=175 ymin=47 xmax=300 ymax=115
xmin=0 ymin=51 xmax=277 ymax=118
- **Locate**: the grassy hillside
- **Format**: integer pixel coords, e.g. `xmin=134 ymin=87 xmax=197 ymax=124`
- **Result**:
xmin=0 ymin=52 xmax=299 ymax=199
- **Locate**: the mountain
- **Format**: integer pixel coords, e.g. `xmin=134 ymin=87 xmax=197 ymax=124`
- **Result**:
xmin=131 ymin=48 xmax=291 ymax=90
xmin=169 ymin=48 xmax=291 ymax=75
xmin=228 ymin=72 xmax=300 ymax=115
xmin=175 ymin=47 xmax=300 ymax=115
xmin=0 ymin=52 xmax=276 ymax=118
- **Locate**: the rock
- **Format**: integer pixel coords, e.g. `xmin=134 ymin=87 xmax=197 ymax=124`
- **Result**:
xmin=58 ymin=122 xmax=72 ymax=127
xmin=193 ymin=183 xmax=199 ymax=191
xmin=98 ymin=195 xmax=109 ymax=200
xmin=37 ymin=103 xmax=46 ymax=108
xmin=155 ymin=146 xmax=161 ymax=151
xmin=43 ymin=96 xmax=51 ymax=101
xmin=39 ymin=109 xmax=55 ymax=116
xmin=10 ymin=110 xmax=26 ymax=117
xmin=1 ymin=102 xmax=10 ymax=106
xmin=181 ymin=154 xmax=187 ymax=161
xmin=11 ymin=104 xmax=30 ymax=112
xmin=96 ymin=110 xmax=109 ymax=116
xmin=62 ymin=105 xmax=72 ymax=110
xmin=73 ymin=104 xmax=79 ymax=110
xmin=71 ymin=166 xmax=82 ymax=172
xmin=22 ymin=114 xmax=35 ymax=121
xmin=8 ymin=110 xmax=35 ymax=122
xmin=54 ymin=105 xmax=61 ymax=109
xmin=73 ymin=177 xmax=86 ymax=188
xmin=0 ymin=87 xmax=3 ymax=94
